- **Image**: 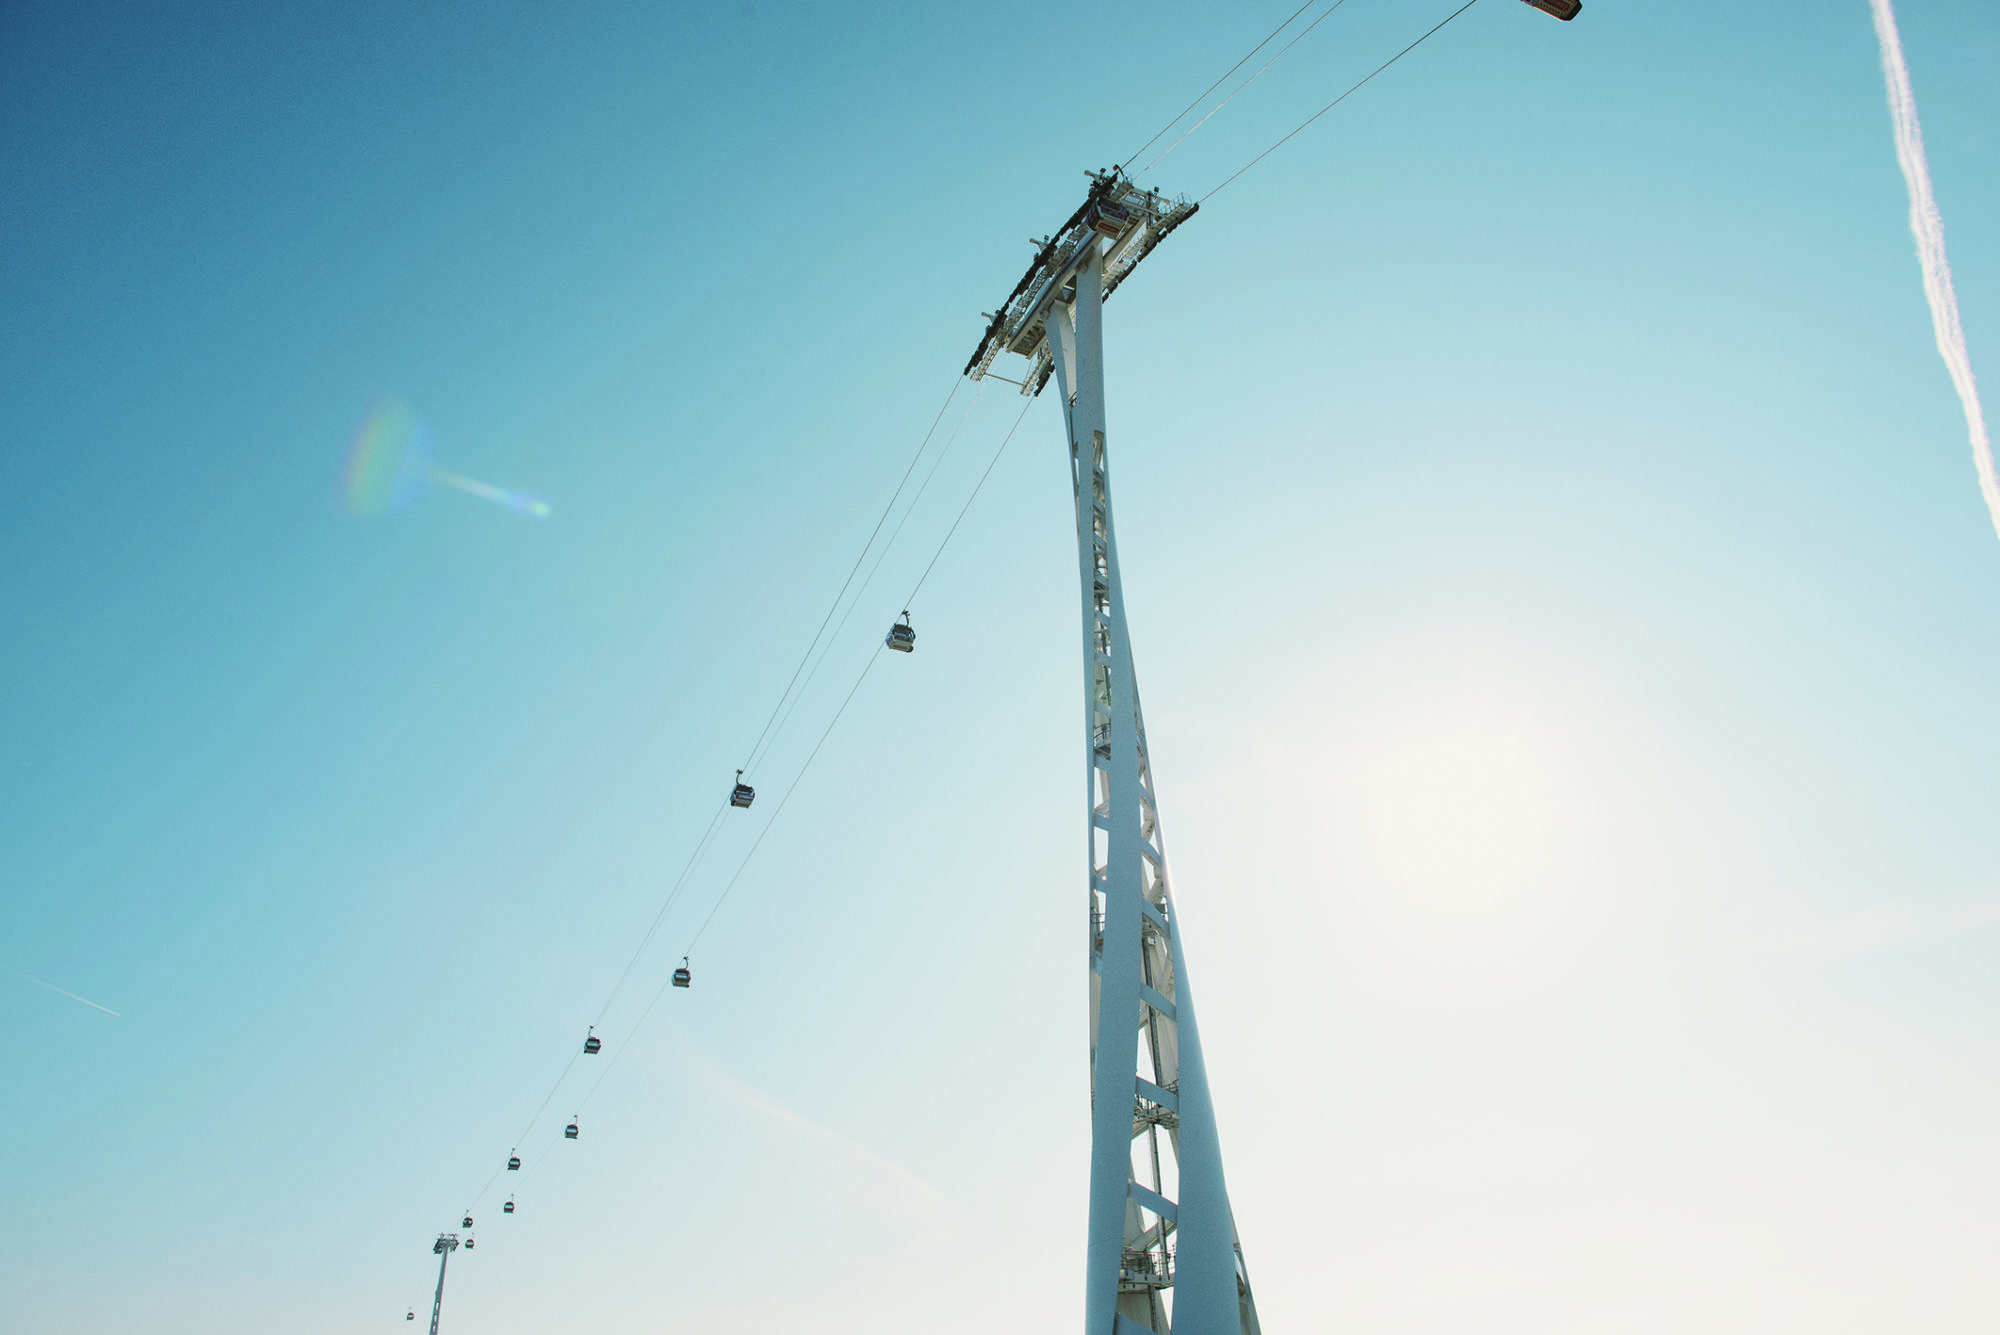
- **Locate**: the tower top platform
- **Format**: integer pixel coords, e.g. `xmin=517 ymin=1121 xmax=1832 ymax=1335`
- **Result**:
xmin=963 ymin=169 xmax=1196 ymax=395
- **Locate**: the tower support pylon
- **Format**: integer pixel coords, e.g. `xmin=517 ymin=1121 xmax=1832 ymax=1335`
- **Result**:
xmin=427 ymin=1232 xmax=458 ymax=1335
xmin=967 ymin=170 xmax=1258 ymax=1335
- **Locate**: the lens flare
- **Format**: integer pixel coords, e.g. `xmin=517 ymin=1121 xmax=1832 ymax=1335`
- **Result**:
xmin=343 ymin=398 xmax=551 ymax=521
xmin=431 ymin=466 xmax=553 ymax=519
xmin=345 ymin=398 xmax=433 ymax=516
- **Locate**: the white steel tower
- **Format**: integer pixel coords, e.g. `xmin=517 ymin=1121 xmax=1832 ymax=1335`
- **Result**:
xmin=426 ymin=1232 xmax=459 ymax=1335
xmin=967 ymin=171 xmax=1260 ymax=1335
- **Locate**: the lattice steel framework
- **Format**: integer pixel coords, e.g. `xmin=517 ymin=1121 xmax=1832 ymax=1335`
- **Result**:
xmin=427 ymin=1233 xmax=458 ymax=1335
xmin=967 ymin=171 xmax=1259 ymax=1335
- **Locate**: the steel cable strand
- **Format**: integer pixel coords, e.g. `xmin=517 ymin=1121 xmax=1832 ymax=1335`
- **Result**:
xmin=421 ymin=0 xmax=1457 ymax=1249
xmin=738 ymin=373 xmax=963 ymax=778
xmin=453 ymin=1040 xmax=581 ymax=1221
xmin=512 ymin=1047 xmax=583 ymax=1166
xmin=1202 ymin=0 xmax=1485 ymax=203
xmin=685 ymin=643 xmax=889 ymax=954
xmin=558 ymin=395 xmax=1022 ymax=1132
xmin=1140 ymin=0 xmax=1354 ymax=176
xmin=515 ymin=1115 xmax=573 ymax=1189
xmin=592 ymin=796 xmax=731 ymax=1026
xmin=844 ymin=382 xmax=993 ymax=606
xmin=421 ymin=0 xmax=1475 ymax=1250
xmin=846 ymin=381 xmax=990 ymax=623
xmin=435 ymin=375 xmax=967 ymax=1239
xmin=1122 ymin=0 xmax=1324 ymax=171
xmin=440 ymin=11 xmax=1483 ymax=1230
xmin=761 ymin=381 xmax=989 ymax=758
xmin=460 ymin=798 xmax=726 ymax=1218
xmin=544 ymin=393 xmax=1036 ymax=1198
xmin=491 ymin=1051 xmax=620 ymax=1246
xmin=461 ymin=1159 xmax=510 ymax=1223
xmin=558 ymin=644 xmax=893 ymax=1127
xmin=570 ymin=971 xmax=669 ymax=1116
xmin=904 ymin=396 xmax=1036 ymax=607
xmin=431 ymin=379 xmax=1015 ymax=1266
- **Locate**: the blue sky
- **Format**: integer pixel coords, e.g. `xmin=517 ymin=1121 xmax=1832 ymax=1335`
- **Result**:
xmin=4 ymin=1 xmax=1999 ymax=1331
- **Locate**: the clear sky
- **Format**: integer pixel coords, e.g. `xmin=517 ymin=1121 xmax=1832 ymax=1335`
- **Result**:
xmin=4 ymin=1 xmax=1998 ymax=1332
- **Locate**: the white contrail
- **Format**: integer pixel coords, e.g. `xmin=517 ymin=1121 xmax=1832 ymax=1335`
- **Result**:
xmin=704 ymin=1064 xmax=945 ymax=1201
xmin=1869 ymin=0 xmax=2000 ymax=542
xmin=671 ymin=1032 xmax=943 ymax=1201
xmin=9 ymin=968 xmax=120 ymax=1016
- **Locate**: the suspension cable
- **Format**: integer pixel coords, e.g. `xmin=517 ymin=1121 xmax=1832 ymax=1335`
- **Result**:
xmin=443 ymin=370 xmax=975 ymax=1228
xmin=509 ymin=1046 xmax=582 ymax=1158
xmin=590 ymin=797 xmax=731 ymax=1025
xmin=738 ymin=372 xmax=963 ymax=776
xmin=470 ymin=796 xmax=730 ymax=1211
xmin=1121 ymin=0 xmax=1324 ymax=172
xmin=1203 ymin=0 xmax=1484 ymax=203
xmin=540 ymin=390 xmax=1024 ymax=1130
xmin=462 ymin=1160 xmax=509 ymax=1220
xmin=905 ymin=396 xmax=1036 ymax=607
xmin=570 ymin=966 xmax=674 ymax=1117
xmin=553 ymin=638 xmax=894 ymax=1128
xmin=686 ymin=643 xmax=889 ymax=954
xmin=459 ymin=1042 xmax=584 ymax=1218
xmin=859 ymin=382 xmax=988 ymax=611
xmin=564 ymin=392 xmax=1027 ymax=1128
xmin=1139 ymin=0 xmax=1354 ymax=176
xmin=761 ymin=380 xmax=988 ymax=759
xmin=430 ymin=0 xmax=1482 ymax=1236
xmin=513 ymin=1115 xmax=573 ymax=1190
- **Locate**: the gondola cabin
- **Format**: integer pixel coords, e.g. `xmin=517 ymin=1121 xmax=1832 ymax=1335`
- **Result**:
xmin=1087 ymin=199 xmax=1132 ymax=239
xmin=1521 ymin=0 xmax=1580 ymax=17
xmin=565 ymin=1121 xmax=579 ymax=1140
xmin=673 ymin=956 xmax=692 ymax=989
xmin=730 ymin=769 xmax=755 ymax=808
xmin=463 ymin=1238 xmax=474 ymax=1251
xmin=886 ymin=615 xmax=915 ymax=653
xmin=583 ymin=1028 xmax=601 ymax=1055
xmin=503 ymin=1200 xmax=515 ymax=1215
xmin=507 ymin=1153 xmax=520 ymax=1171
xmin=463 ymin=1216 xmax=473 ymax=1229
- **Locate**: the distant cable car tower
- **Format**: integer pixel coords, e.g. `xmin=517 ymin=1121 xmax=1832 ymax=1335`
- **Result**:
xmin=967 ymin=170 xmax=1257 ymax=1335
xmin=426 ymin=1233 xmax=459 ymax=1335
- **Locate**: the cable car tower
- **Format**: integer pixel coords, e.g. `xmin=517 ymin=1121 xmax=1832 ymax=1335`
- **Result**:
xmin=425 ymin=1233 xmax=459 ymax=1335
xmin=967 ymin=170 xmax=1256 ymax=1335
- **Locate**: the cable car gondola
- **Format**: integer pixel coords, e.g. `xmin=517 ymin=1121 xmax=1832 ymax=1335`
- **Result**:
xmin=565 ymin=1118 xmax=579 ymax=1140
xmin=407 ymin=1311 xmax=415 ymax=1322
xmin=462 ymin=1215 xmax=473 ymax=1229
xmin=507 ymin=1151 xmax=520 ymax=1171
xmin=503 ymin=1199 xmax=515 ymax=1215
xmin=886 ymin=612 xmax=915 ymax=653
xmin=583 ymin=1026 xmax=601 ymax=1055
xmin=1521 ymin=0 xmax=1580 ymax=18
xmin=1086 ymin=198 xmax=1132 ymax=239
xmin=730 ymin=768 xmax=755 ymax=808
xmin=463 ymin=1237 xmax=474 ymax=1251
xmin=672 ymin=955 xmax=692 ymax=989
